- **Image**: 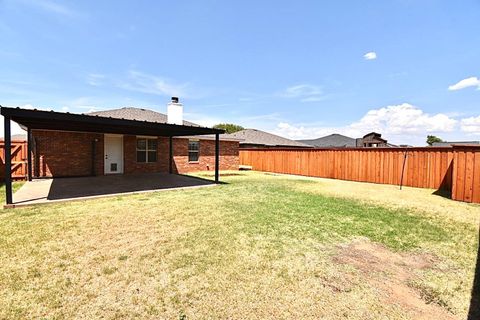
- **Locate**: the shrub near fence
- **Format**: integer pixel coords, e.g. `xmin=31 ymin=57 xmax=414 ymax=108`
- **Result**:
xmin=240 ymin=146 xmax=480 ymax=204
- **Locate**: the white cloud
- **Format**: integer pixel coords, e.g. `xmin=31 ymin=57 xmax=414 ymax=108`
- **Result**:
xmin=273 ymin=103 xmax=460 ymax=146
xmin=283 ymin=84 xmax=322 ymax=97
xmin=35 ymin=0 xmax=73 ymax=16
xmin=184 ymin=112 xmax=283 ymax=129
xmin=276 ymin=122 xmax=313 ymax=138
xmin=16 ymin=0 xmax=79 ymax=18
xmin=183 ymin=113 xmax=224 ymax=128
xmin=461 ymin=116 xmax=480 ymax=135
xmin=118 ymin=71 xmax=189 ymax=97
xmin=299 ymin=96 xmax=325 ymax=102
xmin=349 ymin=103 xmax=457 ymax=134
xmin=86 ymin=73 xmax=105 ymax=86
xmin=280 ymin=84 xmax=324 ymax=103
xmin=448 ymin=77 xmax=480 ymax=91
xmin=363 ymin=52 xmax=377 ymax=60
xmin=60 ymin=97 xmax=97 ymax=112
xmin=84 ymin=70 xmax=210 ymax=100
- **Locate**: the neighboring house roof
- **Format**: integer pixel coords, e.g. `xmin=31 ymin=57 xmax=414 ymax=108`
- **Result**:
xmin=298 ymin=134 xmax=356 ymax=148
xmin=385 ymin=143 xmax=399 ymax=148
xmin=362 ymin=132 xmax=387 ymax=143
xmin=432 ymin=141 xmax=480 ymax=147
xmin=181 ymin=134 xmax=242 ymax=141
xmin=12 ymin=134 xmax=27 ymax=140
xmin=226 ymin=129 xmax=312 ymax=148
xmin=88 ymin=107 xmax=199 ymax=127
xmin=0 ymin=134 xmax=27 ymax=141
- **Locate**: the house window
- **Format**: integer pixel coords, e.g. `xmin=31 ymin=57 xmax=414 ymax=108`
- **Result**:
xmin=137 ymin=138 xmax=157 ymax=163
xmin=188 ymin=140 xmax=200 ymax=162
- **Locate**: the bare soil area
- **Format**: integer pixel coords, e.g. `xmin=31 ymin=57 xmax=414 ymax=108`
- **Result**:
xmin=335 ymin=238 xmax=457 ymax=320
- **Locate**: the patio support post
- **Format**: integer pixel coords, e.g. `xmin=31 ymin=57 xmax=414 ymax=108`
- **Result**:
xmin=91 ymin=139 xmax=97 ymax=176
xmin=215 ymin=133 xmax=219 ymax=183
xmin=169 ymin=136 xmax=173 ymax=174
xmin=27 ymin=127 xmax=32 ymax=181
xmin=4 ymin=116 xmax=13 ymax=204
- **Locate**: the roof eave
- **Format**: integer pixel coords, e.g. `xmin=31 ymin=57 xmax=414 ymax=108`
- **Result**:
xmin=1 ymin=106 xmax=225 ymax=136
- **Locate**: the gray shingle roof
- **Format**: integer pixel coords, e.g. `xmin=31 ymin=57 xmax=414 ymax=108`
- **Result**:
xmin=432 ymin=141 xmax=480 ymax=147
xmin=226 ymin=129 xmax=312 ymax=147
xmin=87 ymin=107 xmax=240 ymax=141
xmin=88 ymin=107 xmax=199 ymax=127
xmin=298 ymin=134 xmax=356 ymax=147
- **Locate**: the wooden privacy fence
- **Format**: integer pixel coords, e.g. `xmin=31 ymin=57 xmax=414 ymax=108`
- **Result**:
xmin=0 ymin=140 xmax=28 ymax=181
xmin=452 ymin=146 xmax=480 ymax=203
xmin=240 ymin=146 xmax=480 ymax=204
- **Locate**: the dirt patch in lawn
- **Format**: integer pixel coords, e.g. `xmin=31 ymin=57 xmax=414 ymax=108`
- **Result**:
xmin=334 ymin=238 xmax=456 ymax=320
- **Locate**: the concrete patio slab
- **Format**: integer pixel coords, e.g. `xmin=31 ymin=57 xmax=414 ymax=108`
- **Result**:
xmin=10 ymin=173 xmax=216 ymax=207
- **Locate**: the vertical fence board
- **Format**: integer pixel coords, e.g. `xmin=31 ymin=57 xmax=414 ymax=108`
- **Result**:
xmin=456 ymin=151 xmax=466 ymax=201
xmin=464 ymin=151 xmax=475 ymax=202
xmin=472 ymin=151 xmax=480 ymax=204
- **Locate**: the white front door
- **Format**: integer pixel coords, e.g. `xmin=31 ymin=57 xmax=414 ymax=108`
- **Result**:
xmin=104 ymin=134 xmax=124 ymax=174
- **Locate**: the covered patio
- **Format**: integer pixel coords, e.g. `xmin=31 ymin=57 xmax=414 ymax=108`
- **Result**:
xmin=1 ymin=106 xmax=225 ymax=207
xmin=11 ymin=173 xmax=215 ymax=207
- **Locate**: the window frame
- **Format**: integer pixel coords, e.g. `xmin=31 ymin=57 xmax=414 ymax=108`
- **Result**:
xmin=136 ymin=137 xmax=158 ymax=163
xmin=188 ymin=139 xmax=200 ymax=163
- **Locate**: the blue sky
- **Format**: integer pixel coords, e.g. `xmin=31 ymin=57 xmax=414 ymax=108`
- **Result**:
xmin=1 ymin=0 xmax=479 ymax=145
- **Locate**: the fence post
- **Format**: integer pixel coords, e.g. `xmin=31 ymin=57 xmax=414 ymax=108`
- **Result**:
xmin=399 ymin=150 xmax=408 ymax=190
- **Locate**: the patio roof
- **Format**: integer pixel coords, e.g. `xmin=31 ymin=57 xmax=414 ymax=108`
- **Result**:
xmin=0 ymin=106 xmax=224 ymax=136
xmin=1 ymin=106 xmax=223 ymax=205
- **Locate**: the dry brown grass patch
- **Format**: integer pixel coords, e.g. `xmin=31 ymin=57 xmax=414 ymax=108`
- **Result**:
xmin=334 ymin=238 xmax=458 ymax=320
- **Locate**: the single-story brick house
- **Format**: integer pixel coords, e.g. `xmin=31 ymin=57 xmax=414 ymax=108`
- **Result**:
xmin=1 ymin=98 xmax=240 ymax=204
xmin=31 ymin=107 xmax=240 ymax=177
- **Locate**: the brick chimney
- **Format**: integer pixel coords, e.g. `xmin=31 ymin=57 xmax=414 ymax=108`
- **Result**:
xmin=167 ymin=97 xmax=183 ymax=125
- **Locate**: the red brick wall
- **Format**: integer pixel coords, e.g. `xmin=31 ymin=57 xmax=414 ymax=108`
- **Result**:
xmin=32 ymin=130 xmax=104 ymax=177
xmin=172 ymin=138 xmax=239 ymax=173
xmin=31 ymin=130 xmax=239 ymax=177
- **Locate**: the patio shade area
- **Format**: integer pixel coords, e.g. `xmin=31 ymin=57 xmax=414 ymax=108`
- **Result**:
xmin=1 ymin=106 xmax=225 ymax=205
xmin=11 ymin=173 xmax=216 ymax=207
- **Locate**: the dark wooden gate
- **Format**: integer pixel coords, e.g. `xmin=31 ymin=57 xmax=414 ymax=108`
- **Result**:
xmin=0 ymin=140 xmax=28 ymax=180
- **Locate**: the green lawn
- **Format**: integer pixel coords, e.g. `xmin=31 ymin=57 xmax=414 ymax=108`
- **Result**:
xmin=0 ymin=172 xmax=478 ymax=319
xmin=0 ymin=182 xmax=24 ymax=205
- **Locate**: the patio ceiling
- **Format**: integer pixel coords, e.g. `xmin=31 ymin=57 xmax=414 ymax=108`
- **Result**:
xmin=0 ymin=106 xmax=224 ymax=136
